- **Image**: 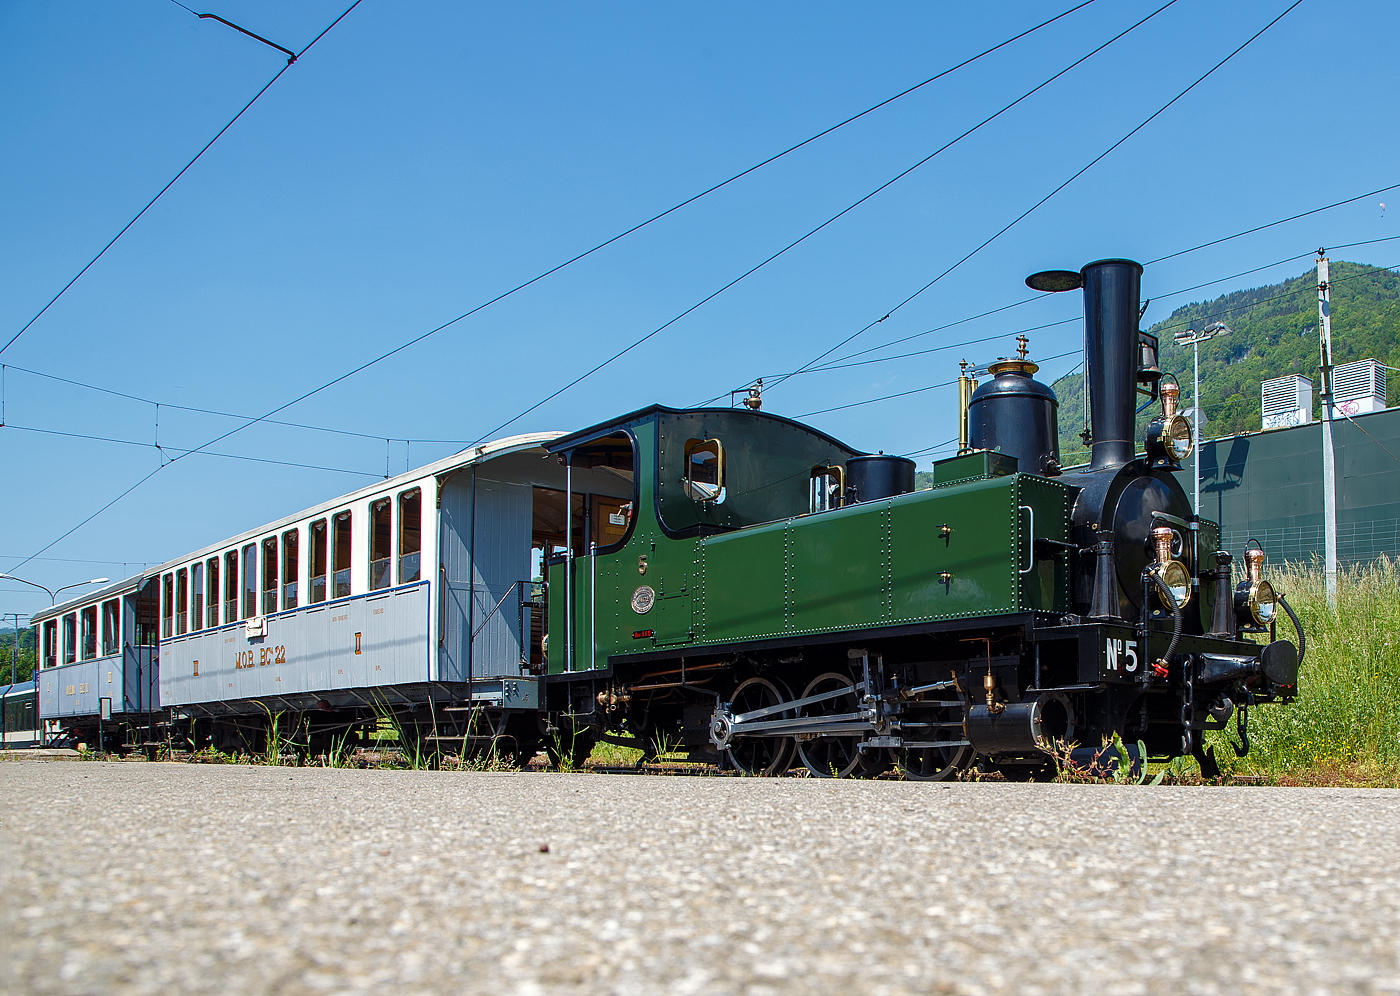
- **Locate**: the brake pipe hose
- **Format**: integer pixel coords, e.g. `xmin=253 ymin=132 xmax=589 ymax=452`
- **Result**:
xmin=1277 ymin=594 xmax=1306 ymax=669
xmin=1148 ymin=571 xmax=1183 ymax=677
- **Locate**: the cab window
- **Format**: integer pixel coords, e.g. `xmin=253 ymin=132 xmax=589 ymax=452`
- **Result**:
xmin=810 ymin=466 xmax=844 ymax=513
xmin=683 ymin=438 xmax=725 ymax=502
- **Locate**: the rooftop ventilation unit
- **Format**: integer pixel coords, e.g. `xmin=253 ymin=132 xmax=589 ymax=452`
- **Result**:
xmin=1261 ymin=374 xmax=1313 ymax=429
xmin=1332 ymin=358 xmax=1387 ymax=416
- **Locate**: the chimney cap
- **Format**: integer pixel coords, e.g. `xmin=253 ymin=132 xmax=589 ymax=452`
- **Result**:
xmin=1025 ymin=269 xmax=1082 ymax=293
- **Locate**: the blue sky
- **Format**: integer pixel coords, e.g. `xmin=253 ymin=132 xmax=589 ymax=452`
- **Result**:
xmin=2 ymin=0 xmax=1397 ymax=615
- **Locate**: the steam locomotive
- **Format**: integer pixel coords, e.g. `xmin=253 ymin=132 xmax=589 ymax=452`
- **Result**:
xmin=26 ymin=259 xmax=1299 ymax=779
xmin=546 ymin=258 xmax=1301 ymax=778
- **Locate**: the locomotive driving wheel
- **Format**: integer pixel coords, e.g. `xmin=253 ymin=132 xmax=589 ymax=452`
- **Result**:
xmin=724 ymin=676 xmax=794 ymax=776
xmin=893 ymin=684 xmax=972 ymax=781
xmin=796 ymin=672 xmax=873 ymax=778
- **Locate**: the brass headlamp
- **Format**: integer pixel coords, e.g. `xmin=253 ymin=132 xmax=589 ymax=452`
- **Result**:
xmin=1150 ymin=524 xmax=1192 ymax=607
xmin=1145 ymin=380 xmax=1194 ymax=466
xmin=1235 ymin=546 xmax=1278 ymax=628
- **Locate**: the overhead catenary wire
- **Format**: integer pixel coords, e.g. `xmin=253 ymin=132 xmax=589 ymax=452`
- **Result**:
xmin=756 ymin=241 xmax=1364 ymax=387
xmin=0 ymin=363 xmax=471 ymax=445
xmin=0 ymin=1 xmax=362 ymax=358
xmin=2 ymin=7 xmax=1136 ymax=579
xmin=1143 ymin=182 xmax=1400 ymax=265
xmin=4 ymin=423 xmax=381 ymax=477
xmin=76 ymin=2 xmax=1100 ymax=470
xmin=753 ymin=222 xmax=1398 ymax=392
xmin=0 ymin=2 xmax=1345 ymax=571
xmin=460 ymin=0 xmax=1180 ymax=447
xmin=796 ymin=348 xmax=1083 ymax=418
xmin=765 ymin=0 xmax=1306 ymax=397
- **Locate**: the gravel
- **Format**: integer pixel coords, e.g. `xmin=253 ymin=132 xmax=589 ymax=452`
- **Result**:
xmin=3 ymin=760 xmax=1399 ymax=995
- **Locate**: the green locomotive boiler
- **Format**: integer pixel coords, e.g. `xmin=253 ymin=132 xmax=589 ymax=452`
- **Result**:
xmin=544 ymin=259 xmax=1301 ymax=779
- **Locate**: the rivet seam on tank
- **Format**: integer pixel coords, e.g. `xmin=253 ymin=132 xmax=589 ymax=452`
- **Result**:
xmin=784 ymin=521 xmax=795 ymax=630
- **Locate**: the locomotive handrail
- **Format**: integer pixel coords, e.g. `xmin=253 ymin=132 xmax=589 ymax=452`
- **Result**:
xmin=1019 ymin=505 xmax=1035 ymax=574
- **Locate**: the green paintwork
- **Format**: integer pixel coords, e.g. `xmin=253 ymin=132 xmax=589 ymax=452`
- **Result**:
xmin=547 ymin=409 xmax=1073 ymax=672
xmin=932 ymin=450 xmax=1019 ymax=485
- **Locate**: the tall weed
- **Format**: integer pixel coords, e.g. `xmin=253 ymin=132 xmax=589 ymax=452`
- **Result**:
xmin=1208 ymin=559 xmax=1400 ymax=779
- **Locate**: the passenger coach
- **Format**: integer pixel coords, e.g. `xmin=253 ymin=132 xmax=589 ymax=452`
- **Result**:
xmin=31 ymin=430 xmax=637 ymax=758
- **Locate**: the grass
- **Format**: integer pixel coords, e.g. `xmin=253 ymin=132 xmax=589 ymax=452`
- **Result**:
xmin=1203 ymin=559 xmax=1400 ymax=786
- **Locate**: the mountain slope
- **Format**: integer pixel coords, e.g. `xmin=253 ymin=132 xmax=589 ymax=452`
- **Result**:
xmin=1052 ymin=260 xmax=1400 ymax=465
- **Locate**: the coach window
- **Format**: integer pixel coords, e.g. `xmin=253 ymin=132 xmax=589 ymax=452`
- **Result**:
xmin=309 ymin=519 xmax=328 ymax=604
xmin=224 ymin=551 xmax=238 ymax=625
xmin=206 ymin=557 xmax=219 ymax=627
xmin=63 ymin=613 xmax=77 ymax=665
xmin=333 ymin=511 xmax=352 ymax=598
xmin=370 ymin=498 xmax=391 ymax=591
xmin=81 ymin=604 xmax=98 ymax=660
xmin=43 ymin=620 xmax=57 ymax=668
xmin=242 ymin=544 xmax=257 ymax=619
xmin=191 ymin=565 xmax=204 ymax=635
xmin=191 ymin=560 xmax=204 ymax=630
xmin=283 ymin=529 xmax=299 ymax=610
xmin=262 ymin=536 xmax=278 ymax=615
xmin=102 ymin=599 xmax=120 ymax=656
xmin=399 ymin=489 xmax=421 ymax=584
xmin=176 ymin=568 xmax=189 ymax=636
xmin=163 ymin=573 xmax=174 ymax=639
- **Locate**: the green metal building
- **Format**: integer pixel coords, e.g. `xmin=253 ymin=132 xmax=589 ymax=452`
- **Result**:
xmin=1173 ymin=406 xmax=1400 ymax=568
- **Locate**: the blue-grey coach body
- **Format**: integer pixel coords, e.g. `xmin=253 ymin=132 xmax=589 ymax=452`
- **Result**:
xmin=31 ymin=575 xmax=155 ymax=725
xmin=160 ymin=580 xmax=429 ymax=710
xmin=26 ymin=429 xmax=641 ymax=739
xmin=37 ymin=647 xmax=156 ymax=719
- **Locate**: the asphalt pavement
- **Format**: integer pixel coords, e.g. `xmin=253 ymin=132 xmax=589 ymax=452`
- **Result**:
xmin=3 ymin=760 xmax=1399 ymax=996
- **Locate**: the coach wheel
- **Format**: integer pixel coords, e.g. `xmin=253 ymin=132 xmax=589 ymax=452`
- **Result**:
xmin=725 ymin=676 xmax=794 ymax=776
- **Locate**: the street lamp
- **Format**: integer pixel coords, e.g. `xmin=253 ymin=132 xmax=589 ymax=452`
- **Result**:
xmin=0 ymin=574 xmax=110 ymax=606
xmin=1172 ymin=322 xmax=1232 ymax=512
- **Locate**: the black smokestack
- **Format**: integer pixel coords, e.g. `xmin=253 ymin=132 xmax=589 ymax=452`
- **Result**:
xmin=1081 ymin=259 xmax=1143 ymax=470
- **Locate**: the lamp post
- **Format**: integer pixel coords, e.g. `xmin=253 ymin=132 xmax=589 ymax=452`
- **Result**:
xmin=0 ymin=574 xmax=109 ymax=606
xmin=5 ymin=612 xmax=29 ymax=685
xmin=1172 ymin=322 xmax=1232 ymax=512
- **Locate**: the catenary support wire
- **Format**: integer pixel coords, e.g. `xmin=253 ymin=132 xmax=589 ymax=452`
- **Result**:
xmin=766 ymin=0 xmax=1306 ymax=396
xmin=0 ymin=1 xmax=362 ymax=357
